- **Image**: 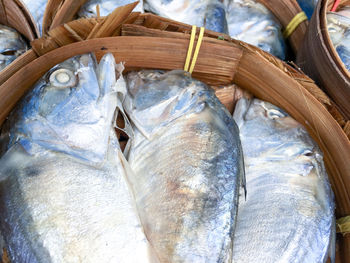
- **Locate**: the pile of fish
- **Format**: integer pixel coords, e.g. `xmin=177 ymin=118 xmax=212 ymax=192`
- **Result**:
xmin=327 ymin=6 xmax=350 ymax=71
xmin=143 ymin=0 xmax=285 ymax=59
xmin=0 ymin=52 xmax=335 ymax=262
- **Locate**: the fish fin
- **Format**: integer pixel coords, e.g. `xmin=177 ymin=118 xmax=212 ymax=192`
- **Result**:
xmin=0 ymin=144 xmax=30 ymax=182
xmin=328 ymin=216 xmax=336 ymax=263
xmin=233 ymin=98 xmax=248 ymax=199
xmin=240 ymin=141 xmax=247 ymax=200
xmin=114 ymin=66 xmax=134 ymax=141
xmin=233 ymin=97 xmax=251 ymax=129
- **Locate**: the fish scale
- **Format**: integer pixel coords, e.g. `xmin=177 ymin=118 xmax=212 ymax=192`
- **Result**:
xmin=232 ymin=98 xmax=335 ymax=263
xmin=124 ymin=70 xmax=244 ymax=263
xmin=0 ymin=53 xmax=155 ymax=263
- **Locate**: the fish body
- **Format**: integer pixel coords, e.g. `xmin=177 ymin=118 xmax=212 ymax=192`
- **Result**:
xmin=232 ymin=98 xmax=335 ymax=263
xmin=21 ymin=0 xmax=47 ymax=35
xmin=327 ymin=8 xmax=350 ymax=71
xmin=78 ymin=0 xmax=144 ymax=18
xmin=0 ymin=53 xmax=154 ymax=263
xmin=0 ymin=25 xmax=27 ymax=71
xmin=144 ymin=0 xmax=228 ymax=33
xmin=225 ymin=0 xmax=285 ymax=59
xmin=124 ymin=70 xmax=244 ymax=262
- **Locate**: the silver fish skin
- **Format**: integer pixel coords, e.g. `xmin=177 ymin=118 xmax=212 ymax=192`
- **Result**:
xmin=144 ymin=0 xmax=228 ymax=34
xmin=232 ymin=98 xmax=335 ymax=263
xmin=0 ymin=24 xmax=27 ymax=71
xmin=327 ymin=8 xmax=350 ymax=71
xmin=78 ymin=0 xmax=144 ymax=18
xmin=0 ymin=53 xmax=155 ymax=263
xmin=225 ymin=0 xmax=285 ymax=60
xmin=124 ymin=70 xmax=245 ymax=263
xmin=21 ymin=0 xmax=47 ymax=35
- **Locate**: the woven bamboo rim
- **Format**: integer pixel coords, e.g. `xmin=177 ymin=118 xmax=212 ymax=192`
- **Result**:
xmin=0 ymin=3 xmax=349 ymax=262
xmin=0 ymin=0 xmax=38 ymax=41
xmin=0 ymin=0 xmax=309 ymax=85
xmin=297 ymin=0 xmax=350 ymax=125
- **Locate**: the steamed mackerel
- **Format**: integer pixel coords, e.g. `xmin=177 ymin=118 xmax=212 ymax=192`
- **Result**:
xmin=78 ymin=0 xmax=144 ymax=18
xmin=144 ymin=0 xmax=228 ymax=33
xmin=0 ymin=53 xmax=154 ymax=263
xmin=224 ymin=0 xmax=285 ymax=59
xmin=124 ymin=70 xmax=245 ymax=263
xmin=327 ymin=7 xmax=350 ymax=71
xmin=232 ymin=98 xmax=335 ymax=263
xmin=0 ymin=25 xmax=27 ymax=71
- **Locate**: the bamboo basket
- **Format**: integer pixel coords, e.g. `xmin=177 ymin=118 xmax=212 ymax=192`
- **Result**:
xmin=0 ymin=0 xmax=91 ymax=88
xmin=0 ymin=0 xmax=309 ymax=86
xmin=0 ymin=0 xmax=38 ymax=41
xmin=0 ymin=3 xmax=350 ymax=263
xmin=297 ymin=0 xmax=350 ymax=125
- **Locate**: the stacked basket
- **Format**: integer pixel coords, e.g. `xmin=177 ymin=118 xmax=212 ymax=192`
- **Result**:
xmin=0 ymin=1 xmax=349 ymax=262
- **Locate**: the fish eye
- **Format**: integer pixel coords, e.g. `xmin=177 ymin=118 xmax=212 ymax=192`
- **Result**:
xmin=49 ymin=68 xmax=77 ymax=88
xmin=267 ymin=109 xmax=285 ymax=119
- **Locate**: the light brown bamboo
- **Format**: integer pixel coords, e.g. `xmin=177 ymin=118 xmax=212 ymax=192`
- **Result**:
xmin=297 ymin=0 xmax=350 ymax=122
xmin=0 ymin=0 xmax=37 ymax=41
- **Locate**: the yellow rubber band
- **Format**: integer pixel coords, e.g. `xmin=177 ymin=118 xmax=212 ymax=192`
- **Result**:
xmin=283 ymin=12 xmax=308 ymax=39
xmin=189 ymin=27 xmax=205 ymax=74
xmin=184 ymin=25 xmax=197 ymax=72
xmin=337 ymin=216 xmax=350 ymax=235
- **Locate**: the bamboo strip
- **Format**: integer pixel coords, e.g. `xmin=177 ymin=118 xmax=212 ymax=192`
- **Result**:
xmin=42 ymin=0 xmax=64 ymax=35
xmin=0 ymin=0 xmax=36 ymax=41
xmin=0 ymin=50 xmax=37 ymax=86
xmin=49 ymin=0 xmax=88 ymax=31
xmin=297 ymin=0 xmax=350 ymax=125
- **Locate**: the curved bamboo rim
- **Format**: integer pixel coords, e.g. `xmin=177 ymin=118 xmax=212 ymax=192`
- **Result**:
xmin=322 ymin=0 xmax=350 ymax=80
xmin=297 ymin=0 xmax=350 ymax=121
xmin=0 ymin=0 xmax=38 ymax=41
xmin=1 ymin=36 xmax=349 ymax=260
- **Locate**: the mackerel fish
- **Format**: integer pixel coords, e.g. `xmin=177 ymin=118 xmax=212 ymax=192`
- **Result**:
xmin=0 ymin=53 xmax=155 ymax=263
xmin=327 ymin=7 xmax=350 ymax=71
xmin=232 ymin=98 xmax=335 ymax=263
xmin=0 ymin=25 xmax=27 ymax=71
xmin=224 ymin=0 xmax=285 ymax=59
xmin=143 ymin=0 xmax=228 ymax=34
xmin=123 ymin=70 xmax=245 ymax=263
xmin=78 ymin=0 xmax=144 ymax=18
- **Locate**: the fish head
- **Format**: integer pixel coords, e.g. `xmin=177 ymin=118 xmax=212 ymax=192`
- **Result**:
xmin=327 ymin=11 xmax=350 ymax=70
xmin=235 ymin=98 xmax=317 ymax=164
xmin=327 ymin=12 xmax=350 ymax=45
xmin=226 ymin=0 xmax=285 ymax=59
xmin=0 ymin=25 xmax=27 ymax=71
xmin=5 ymin=53 xmax=121 ymax=165
xmin=124 ymin=70 xmax=215 ymax=139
